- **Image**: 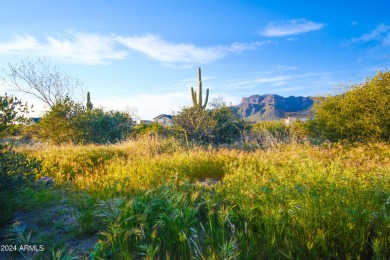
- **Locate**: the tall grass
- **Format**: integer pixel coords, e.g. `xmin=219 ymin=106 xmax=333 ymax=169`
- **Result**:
xmin=18 ymin=138 xmax=390 ymax=258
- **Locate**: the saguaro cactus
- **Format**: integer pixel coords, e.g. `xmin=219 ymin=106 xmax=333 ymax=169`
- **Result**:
xmin=190 ymin=67 xmax=209 ymax=109
xmin=86 ymin=92 xmax=93 ymax=111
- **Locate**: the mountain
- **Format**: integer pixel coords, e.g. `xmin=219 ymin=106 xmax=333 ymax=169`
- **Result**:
xmin=232 ymin=94 xmax=314 ymax=121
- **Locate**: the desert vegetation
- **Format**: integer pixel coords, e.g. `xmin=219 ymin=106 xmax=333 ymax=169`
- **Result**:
xmin=0 ymin=69 xmax=389 ymax=259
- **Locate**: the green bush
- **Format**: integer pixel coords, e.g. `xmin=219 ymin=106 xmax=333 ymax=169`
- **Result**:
xmin=252 ymin=120 xmax=289 ymax=137
xmin=131 ymin=122 xmax=182 ymax=139
xmin=80 ymin=108 xmax=133 ymax=144
xmin=0 ymin=94 xmax=40 ymax=225
xmin=38 ymin=97 xmax=133 ymax=144
xmin=0 ymin=94 xmax=31 ymax=138
xmin=0 ymin=144 xmax=41 ymax=225
xmin=311 ymin=71 xmax=390 ymax=142
xmin=174 ymin=104 xmax=245 ymax=145
xmin=0 ymin=144 xmax=41 ymax=193
xmin=38 ymin=97 xmax=85 ymax=144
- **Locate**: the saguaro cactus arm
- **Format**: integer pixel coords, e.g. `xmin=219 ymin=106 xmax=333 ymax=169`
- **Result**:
xmin=86 ymin=92 xmax=93 ymax=111
xmin=190 ymin=67 xmax=209 ymax=109
xmin=191 ymin=87 xmax=197 ymax=106
xmin=202 ymin=89 xmax=209 ymax=109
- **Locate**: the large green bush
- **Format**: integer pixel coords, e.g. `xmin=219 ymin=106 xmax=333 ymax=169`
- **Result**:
xmin=174 ymin=104 xmax=245 ymax=145
xmin=0 ymin=94 xmax=31 ymax=138
xmin=80 ymin=108 xmax=133 ymax=144
xmin=311 ymin=71 xmax=390 ymax=142
xmin=0 ymin=94 xmax=41 ymax=225
xmin=38 ymin=97 xmax=133 ymax=144
xmin=38 ymin=97 xmax=85 ymax=144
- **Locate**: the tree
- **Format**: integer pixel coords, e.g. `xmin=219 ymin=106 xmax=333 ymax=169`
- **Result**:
xmin=311 ymin=71 xmax=390 ymax=142
xmin=1 ymin=57 xmax=84 ymax=108
xmin=0 ymin=94 xmax=31 ymax=137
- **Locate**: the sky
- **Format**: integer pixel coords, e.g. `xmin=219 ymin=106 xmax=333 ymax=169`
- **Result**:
xmin=1 ymin=0 xmax=390 ymax=119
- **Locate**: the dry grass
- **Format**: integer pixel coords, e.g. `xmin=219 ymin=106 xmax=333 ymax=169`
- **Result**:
xmin=15 ymin=137 xmax=390 ymax=258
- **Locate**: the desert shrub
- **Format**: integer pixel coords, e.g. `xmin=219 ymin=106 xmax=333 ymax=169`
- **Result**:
xmin=252 ymin=120 xmax=289 ymax=137
xmin=174 ymin=104 xmax=245 ymax=145
xmin=0 ymin=144 xmax=40 ymax=192
xmin=79 ymin=108 xmax=133 ymax=144
xmin=174 ymin=106 xmax=215 ymax=144
xmin=37 ymin=97 xmax=84 ymax=144
xmin=38 ymin=97 xmax=133 ymax=144
xmin=247 ymin=120 xmax=290 ymax=147
xmin=0 ymin=94 xmax=31 ymax=138
xmin=210 ymin=105 xmax=245 ymax=144
xmin=131 ymin=122 xmax=182 ymax=139
xmin=312 ymin=71 xmax=390 ymax=142
xmin=0 ymin=94 xmax=39 ymax=224
xmin=0 ymin=144 xmax=41 ymax=225
xmin=289 ymin=120 xmax=310 ymax=140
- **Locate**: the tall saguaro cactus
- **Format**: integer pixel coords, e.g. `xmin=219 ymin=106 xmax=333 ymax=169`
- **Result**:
xmin=86 ymin=92 xmax=93 ymax=111
xmin=190 ymin=67 xmax=209 ymax=109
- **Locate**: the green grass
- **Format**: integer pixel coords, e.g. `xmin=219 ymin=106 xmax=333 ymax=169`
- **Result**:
xmin=12 ymin=138 xmax=390 ymax=258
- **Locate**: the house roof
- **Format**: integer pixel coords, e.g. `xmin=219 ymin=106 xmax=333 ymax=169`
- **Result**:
xmin=153 ymin=114 xmax=173 ymax=120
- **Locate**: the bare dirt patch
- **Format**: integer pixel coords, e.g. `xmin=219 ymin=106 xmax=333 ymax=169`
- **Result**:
xmin=0 ymin=196 xmax=98 ymax=259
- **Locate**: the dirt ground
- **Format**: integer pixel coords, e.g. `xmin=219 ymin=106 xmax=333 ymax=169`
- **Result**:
xmin=0 ymin=198 xmax=98 ymax=259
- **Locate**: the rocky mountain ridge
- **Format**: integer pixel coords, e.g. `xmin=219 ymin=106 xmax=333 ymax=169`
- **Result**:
xmin=232 ymin=94 xmax=314 ymax=121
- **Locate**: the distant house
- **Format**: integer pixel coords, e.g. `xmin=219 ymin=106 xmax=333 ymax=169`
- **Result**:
xmin=136 ymin=119 xmax=152 ymax=126
xmin=153 ymin=114 xmax=174 ymax=126
xmin=284 ymin=112 xmax=313 ymax=125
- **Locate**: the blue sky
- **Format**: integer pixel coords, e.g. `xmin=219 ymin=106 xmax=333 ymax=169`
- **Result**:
xmin=1 ymin=0 xmax=390 ymax=119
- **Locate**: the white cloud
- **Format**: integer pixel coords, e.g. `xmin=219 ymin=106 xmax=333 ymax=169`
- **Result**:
xmin=255 ymin=76 xmax=292 ymax=83
xmin=0 ymin=35 xmax=40 ymax=54
xmin=116 ymin=34 xmax=226 ymax=64
xmin=353 ymin=24 xmax=390 ymax=46
xmin=0 ymin=31 xmax=128 ymax=64
xmin=228 ymin=41 xmax=270 ymax=54
xmin=276 ymin=65 xmax=299 ymax=71
xmin=261 ymin=18 xmax=326 ymax=37
xmin=0 ymin=31 xmax=266 ymax=65
xmin=276 ymin=86 xmax=303 ymax=92
xmin=45 ymin=31 xmax=128 ymax=64
xmin=116 ymin=34 xmax=267 ymax=64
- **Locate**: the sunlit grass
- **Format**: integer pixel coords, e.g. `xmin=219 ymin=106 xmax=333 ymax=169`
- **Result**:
xmin=17 ymin=138 xmax=390 ymax=258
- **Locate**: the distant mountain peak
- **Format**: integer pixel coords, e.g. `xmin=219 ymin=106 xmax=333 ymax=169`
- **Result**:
xmin=233 ymin=94 xmax=314 ymax=121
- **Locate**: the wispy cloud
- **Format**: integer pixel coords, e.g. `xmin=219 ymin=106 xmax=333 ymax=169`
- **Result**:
xmin=116 ymin=34 xmax=226 ymax=64
xmin=228 ymin=41 xmax=270 ymax=54
xmin=116 ymin=34 xmax=268 ymax=64
xmin=220 ymin=70 xmax=332 ymax=97
xmin=261 ymin=18 xmax=326 ymax=37
xmin=352 ymin=24 xmax=390 ymax=47
xmin=46 ymin=31 xmax=128 ymax=64
xmin=255 ymin=75 xmax=292 ymax=83
xmin=0 ymin=35 xmax=41 ymax=54
xmin=0 ymin=31 xmax=267 ymax=65
xmin=0 ymin=31 xmax=128 ymax=65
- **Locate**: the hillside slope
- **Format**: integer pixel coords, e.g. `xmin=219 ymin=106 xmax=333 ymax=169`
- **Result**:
xmin=233 ymin=94 xmax=314 ymax=121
